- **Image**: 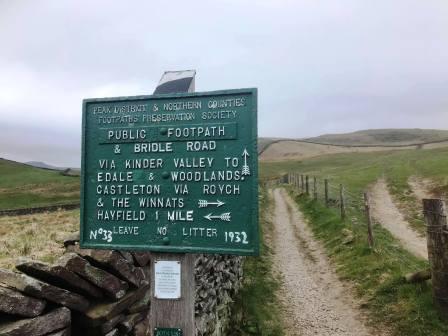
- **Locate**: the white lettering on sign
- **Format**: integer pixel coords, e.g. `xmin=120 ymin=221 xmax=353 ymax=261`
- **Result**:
xmin=96 ymin=184 xmax=161 ymax=195
xmin=207 ymin=97 xmax=245 ymax=109
xmin=93 ymin=104 xmax=147 ymax=114
xmin=167 ymin=126 xmax=225 ymax=138
xmin=201 ymin=110 xmax=237 ymax=120
xmin=134 ymin=142 xmax=173 ymax=153
xmin=186 ymin=141 xmax=216 ymax=151
xmin=125 ymin=158 xmax=163 ymax=169
xmin=154 ymin=260 xmax=181 ymax=299
xmin=97 ymin=172 xmax=133 ymax=182
xmin=107 ymin=129 xmax=147 ymax=140
xmin=183 ymin=227 xmax=218 ymax=238
xmin=173 ymin=157 xmax=214 ymax=168
xmin=163 ymin=101 xmax=201 ymax=111
xmin=81 ymin=90 xmax=258 ymax=255
xmin=167 ymin=210 xmax=194 ymax=222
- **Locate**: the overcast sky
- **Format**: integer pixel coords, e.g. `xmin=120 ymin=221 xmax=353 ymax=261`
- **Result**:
xmin=0 ymin=0 xmax=447 ymax=167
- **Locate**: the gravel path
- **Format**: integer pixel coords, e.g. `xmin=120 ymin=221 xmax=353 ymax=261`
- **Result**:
xmin=272 ymin=188 xmax=375 ymax=336
xmin=369 ymin=179 xmax=427 ymax=260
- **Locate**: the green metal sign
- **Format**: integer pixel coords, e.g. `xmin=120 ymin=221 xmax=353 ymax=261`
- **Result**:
xmin=80 ymin=89 xmax=258 ymax=255
xmin=154 ymin=328 xmax=182 ymax=336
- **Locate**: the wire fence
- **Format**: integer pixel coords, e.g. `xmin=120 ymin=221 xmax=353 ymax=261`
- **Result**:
xmin=261 ymin=173 xmax=437 ymax=271
xmin=262 ymin=173 xmax=448 ymax=312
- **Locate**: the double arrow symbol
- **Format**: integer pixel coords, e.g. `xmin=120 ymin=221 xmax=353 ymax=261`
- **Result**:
xmin=204 ymin=213 xmax=232 ymax=222
xmin=198 ymin=199 xmax=225 ymax=208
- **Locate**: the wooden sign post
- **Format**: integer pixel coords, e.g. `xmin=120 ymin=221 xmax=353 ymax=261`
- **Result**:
xmin=150 ymin=71 xmax=197 ymax=336
xmin=79 ymin=70 xmax=258 ymax=336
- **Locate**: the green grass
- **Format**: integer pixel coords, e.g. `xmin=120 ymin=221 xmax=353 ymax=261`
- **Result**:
xmin=259 ymin=146 xmax=448 ymax=334
xmin=292 ymin=192 xmax=448 ymax=335
xmin=0 ymin=159 xmax=80 ymax=209
xmin=261 ymin=146 xmax=448 ymax=232
xmin=0 ymin=209 xmax=79 ymax=269
xmin=229 ymin=187 xmax=284 ymax=336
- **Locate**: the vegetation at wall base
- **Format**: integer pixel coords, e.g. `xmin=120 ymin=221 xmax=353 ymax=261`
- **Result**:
xmin=292 ymin=190 xmax=448 ymax=336
xmin=228 ymin=187 xmax=284 ymax=336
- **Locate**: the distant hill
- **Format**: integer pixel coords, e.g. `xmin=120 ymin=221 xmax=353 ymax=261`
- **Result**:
xmin=25 ymin=161 xmax=63 ymax=171
xmin=260 ymin=128 xmax=448 ymax=161
xmin=258 ymin=137 xmax=285 ymax=154
xmin=0 ymin=158 xmax=79 ymax=210
xmin=304 ymin=129 xmax=448 ymax=146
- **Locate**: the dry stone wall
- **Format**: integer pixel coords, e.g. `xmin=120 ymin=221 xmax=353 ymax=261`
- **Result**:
xmin=0 ymin=233 xmax=244 ymax=336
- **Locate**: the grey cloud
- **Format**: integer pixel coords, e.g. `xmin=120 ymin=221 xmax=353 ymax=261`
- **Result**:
xmin=0 ymin=0 xmax=447 ymax=166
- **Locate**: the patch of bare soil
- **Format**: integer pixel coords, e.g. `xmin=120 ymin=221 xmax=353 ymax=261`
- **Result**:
xmin=272 ymin=188 xmax=376 ymax=336
xmin=408 ymin=176 xmax=437 ymax=201
xmin=369 ymin=179 xmax=427 ymax=260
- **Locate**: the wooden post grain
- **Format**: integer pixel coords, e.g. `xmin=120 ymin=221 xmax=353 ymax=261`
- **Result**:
xmin=324 ymin=179 xmax=329 ymax=207
xmin=423 ymin=199 xmax=448 ymax=317
xmin=151 ymin=254 xmax=195 ymax=335
xmin=313 ymin=177 xmax=317 ymax=200
xmin=305 ymin=175 xmax=309 ymax=195
xmin=364 ymin=192 xmax=374 ymax=248
xmin=339 ymin=184 xmax=346 ymax=219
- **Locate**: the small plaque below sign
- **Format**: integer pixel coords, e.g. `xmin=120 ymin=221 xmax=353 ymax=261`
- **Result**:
xmin=155 ymin=328 xmax=182 ymax=336
xmin=154 ymin=260 xmax=181 ymax=299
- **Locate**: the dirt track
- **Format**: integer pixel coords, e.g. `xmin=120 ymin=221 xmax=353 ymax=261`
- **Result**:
xmin=369 ymin=179 xmax=427 ymax=260
xmin=271 ymin=188 xmax=375 ymax=336
xmin=408 ymin=176 xmax=436 ymax=201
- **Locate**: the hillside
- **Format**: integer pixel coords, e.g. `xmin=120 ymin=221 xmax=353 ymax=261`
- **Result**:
xmin=260 ymin=129 xmax=448 ymax=161
xmin=0 ymin=158 xmax=80 ymax=210
xmin=305 ymin=128 xmax=448 ymax=146
xmin=25 ymin=161 xmax=62 ymax=170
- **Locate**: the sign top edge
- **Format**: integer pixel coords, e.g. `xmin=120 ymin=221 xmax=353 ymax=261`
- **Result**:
xmin=82 ymin=87 xmax=257 ymax=104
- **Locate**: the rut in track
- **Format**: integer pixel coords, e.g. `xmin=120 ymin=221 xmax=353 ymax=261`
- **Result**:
xmin=271 ymin=188 xmax=376 ymax=336
xmin=369 ymin=179 xmax=427 ymax=260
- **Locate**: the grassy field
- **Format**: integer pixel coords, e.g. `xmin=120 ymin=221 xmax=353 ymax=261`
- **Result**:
xmin=293 ymin=193 xmax=448 ymax=335
xmin=229 ymin=187 xmax=284 ymax=336
xmin=260 ymin=146 xmax=448 ymax=335
xmin=306 ymin=128 xmax=448 ymax=146
xmin=0 ymin=209 xmax=79 ymax=269
xmin=261 ymin=146 xmax=448 ymax=233
xmin=0 ymin=159 xmax=80 ymax=209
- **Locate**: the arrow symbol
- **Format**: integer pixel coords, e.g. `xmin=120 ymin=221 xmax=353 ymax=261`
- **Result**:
xmin=242 ymin=148 xmax=250 ymax=176
xmin=198 ymin=199 xmax=225 ymax=208
xmin=204 ymin=212 xmax=231 ymax=221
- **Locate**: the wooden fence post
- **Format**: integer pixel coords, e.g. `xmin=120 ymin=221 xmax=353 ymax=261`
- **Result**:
xmin=324 ymin=179 xmax=329 ymax=207
xmin=364 ymin=192 xmax=374 ymax=248
xmin=423 ymin=199 xmax=448 ymax=317
xmin=339 ymin=184 xmax=346 ymax=219
xmin=301 ymin=175 xmax=304 ymax=192
xmin=305 ymin=176 xmax=309 ymax=195
xmin=313 ymin=177 xmax=317 ymax=200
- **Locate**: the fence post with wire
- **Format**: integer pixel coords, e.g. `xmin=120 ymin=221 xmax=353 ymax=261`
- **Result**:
xmin=423 ymin=198 xmax=448 ymax=318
